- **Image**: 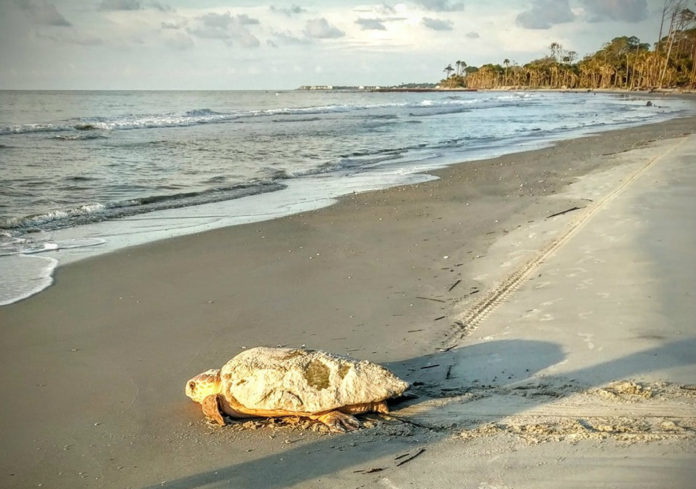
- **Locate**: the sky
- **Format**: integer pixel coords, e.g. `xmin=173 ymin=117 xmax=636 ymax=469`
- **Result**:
xmin=0 ymin=0 xmax=674 ymax=90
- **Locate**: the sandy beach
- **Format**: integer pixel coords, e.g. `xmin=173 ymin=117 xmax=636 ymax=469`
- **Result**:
xmin=2 ymin=116 xmax=696 ymax=489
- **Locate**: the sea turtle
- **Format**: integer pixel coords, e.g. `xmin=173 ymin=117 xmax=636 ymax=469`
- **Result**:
xmin=185 ymin=347 xmax=409 ymax=432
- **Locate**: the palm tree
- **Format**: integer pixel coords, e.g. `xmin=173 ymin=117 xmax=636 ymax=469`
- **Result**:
xmin=444 ymin=64 xmax=455 ymax=78
xmin=503 ymin=58 xmax=510 ymax=85
xmin=659 ymin=3 xmax=693 ymax=87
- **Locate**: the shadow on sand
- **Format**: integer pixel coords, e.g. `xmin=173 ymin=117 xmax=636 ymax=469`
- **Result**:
xmin=143 ymin=336 xmax=696 ymax=489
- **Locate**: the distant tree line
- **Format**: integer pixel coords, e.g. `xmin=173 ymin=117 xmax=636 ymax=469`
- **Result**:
xmin=440 ymin=0 xmax=696 ymax=90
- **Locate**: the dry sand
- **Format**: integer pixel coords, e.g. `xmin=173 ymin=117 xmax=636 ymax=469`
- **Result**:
xmin=1 ymin=116 xmax=696 ymax=488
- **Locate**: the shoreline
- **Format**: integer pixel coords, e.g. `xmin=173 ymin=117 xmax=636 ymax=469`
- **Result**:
xmin=1 ymin=117 xmax=696 ymax=488
xmin=3 ymin=96 xmax=695 ymax=307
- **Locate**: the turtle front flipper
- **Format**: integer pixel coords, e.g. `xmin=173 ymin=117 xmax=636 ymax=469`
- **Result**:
xmin=202 ymin=394 xmax=226 ymax=425
xmin=313 ymin=410 xmax=361 ymax=432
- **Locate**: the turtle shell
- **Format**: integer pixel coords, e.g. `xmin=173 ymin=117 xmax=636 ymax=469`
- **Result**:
xmin=219 ymin=347 xmax=409 ymax=413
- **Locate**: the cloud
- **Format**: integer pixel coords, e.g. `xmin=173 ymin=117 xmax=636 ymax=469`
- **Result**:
xmin=188 ymin=11 xmax=260 ymax=47
xmin=16 ymin=0 xmax=71 ymax=26
xmin=272 ymin=31 xmax=312 ymax=45
xmin=161 ymin=20 xmax=183 ymax=29
xmin=188 ymin=26 xmax=227 ymax=40
xmin=233 ymin=30 xmax=260 ymax=48
xmin=580 ymin=0 xmax=648 ymax=23
xmin=36 ymin=30 xmax=103 ymax=45
xmin=98 ymin=0 xmax=172 ymax=11
xmin=197 ymin=12 xmax=259 ymax=29
xmin=466 ymin=31 xmax=480 ymax=39
xmin=163 ymin=31 xmax=193 ymax=50
xmin=98 ymin=0 xmax=141 ymax=11
xmin=378 ymin=4 xmax=397 ymax=15
xmin=304 ymin=18 xmax=344 ymax=39
xmin=355 ymin=17 xmax=387 ymax=31
xmin=149 ymin=1 xmax=173 ymax=12
xmin=269 ymin=5 xmax=306 ymax=16
xmin=516 ymin=0 xmax=575 ymax=29
xmin=199 ymin=12 xmax=233 ymax=29
xmin=415 ymin=0 xmax=465 ymax=12
xmin=422 ymin=17 xmax=453 ymax=31
xmin=236 ymin=14 xmax=260 ymax=25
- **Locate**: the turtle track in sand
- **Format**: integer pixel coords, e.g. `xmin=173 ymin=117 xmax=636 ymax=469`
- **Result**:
xmin=393 ymin=380 xmax=696 ymax=445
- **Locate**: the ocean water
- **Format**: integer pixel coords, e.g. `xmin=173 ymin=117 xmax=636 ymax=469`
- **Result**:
xmin=1 ymin=89 xmax=694 ymax=305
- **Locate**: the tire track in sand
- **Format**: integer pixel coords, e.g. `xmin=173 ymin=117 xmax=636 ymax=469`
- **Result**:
xmin=446 ymin=135 xmax=690 ymax=346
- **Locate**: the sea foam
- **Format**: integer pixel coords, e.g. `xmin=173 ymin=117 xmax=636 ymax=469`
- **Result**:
xmin=0 ymin=254 xmax=57 ymax=306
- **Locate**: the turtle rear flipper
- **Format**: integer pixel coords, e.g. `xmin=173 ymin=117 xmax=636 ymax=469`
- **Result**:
xmin=313 ymin=411 xmax=360 ymax=432
xmin=342 ymin=400 xmax=389 ymax=415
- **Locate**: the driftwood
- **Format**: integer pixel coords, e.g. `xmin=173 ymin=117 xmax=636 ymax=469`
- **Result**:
xmin=396 ymin=448 xmax=426 ymax=467
xmin=416 ymin=296 xmax=446 ymax=303
xmin=547 ymin=206 xmax=583 ymax=219
xmin=357 ymin=448 xmax=426 ymax=474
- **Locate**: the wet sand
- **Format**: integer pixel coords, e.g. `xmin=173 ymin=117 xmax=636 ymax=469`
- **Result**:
xmin=1 ymin=116 xmax=695 ymax=488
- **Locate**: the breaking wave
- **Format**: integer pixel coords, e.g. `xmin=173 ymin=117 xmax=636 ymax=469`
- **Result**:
xmin=0 ymin=95 xmax=545 ymax=136
xmin=0 ymin=182 xmax=286 ymax=232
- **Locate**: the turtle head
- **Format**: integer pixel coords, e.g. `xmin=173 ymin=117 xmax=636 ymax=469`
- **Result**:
xmin=185 ymin=368 xmax=222 ymax=404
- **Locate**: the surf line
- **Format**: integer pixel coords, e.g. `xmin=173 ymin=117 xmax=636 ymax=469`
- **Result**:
xmin=445 ymin=135 xmax=691 ymax=347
